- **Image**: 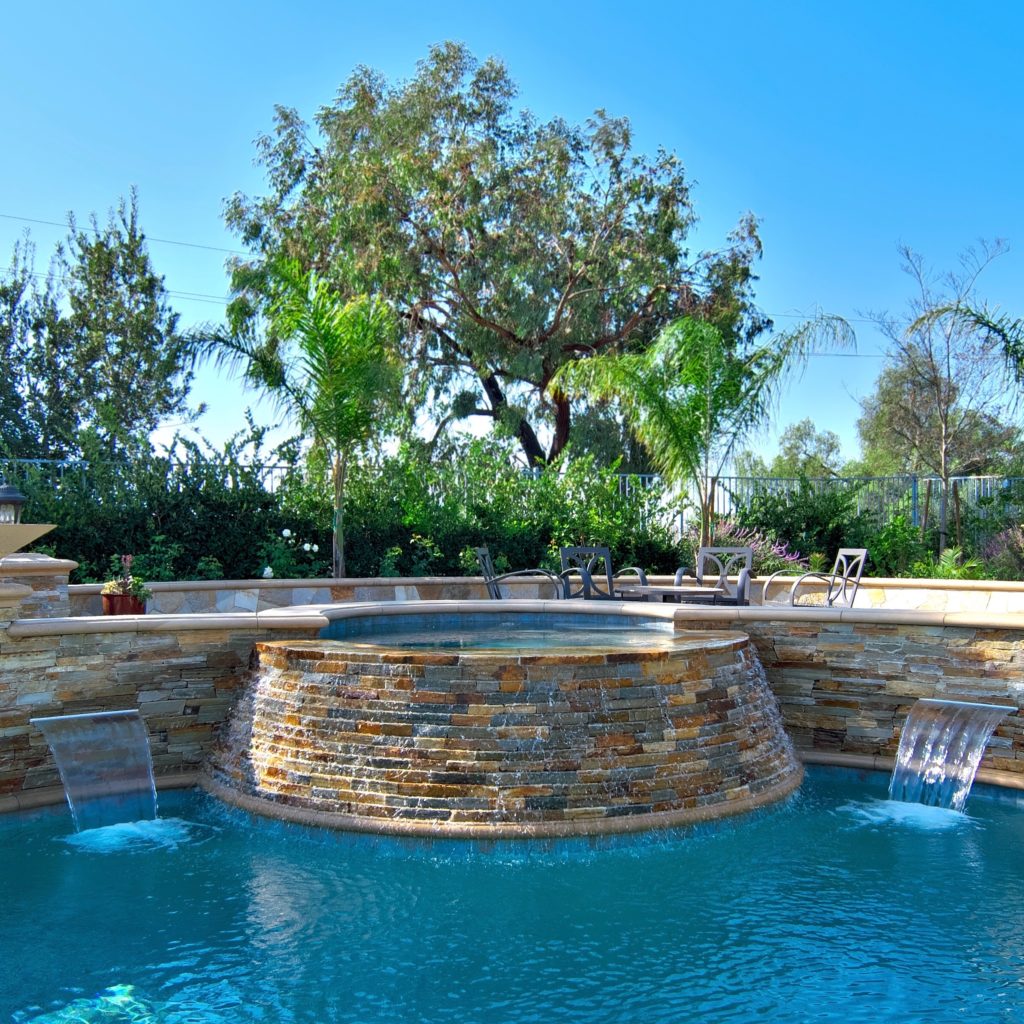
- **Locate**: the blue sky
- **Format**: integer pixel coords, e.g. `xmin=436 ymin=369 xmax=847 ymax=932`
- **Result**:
xmin=3 ymin=0 xmax=1022 ymax=464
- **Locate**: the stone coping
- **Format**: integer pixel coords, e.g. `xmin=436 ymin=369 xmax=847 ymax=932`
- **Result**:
xmin=803 ymin=751 xmax=1024 ymax=793
xmin=69 ymin=574 xmax=488 ymax=595
xmin=0 ymin=582 xmax=32 ymax=605
xmin=0 ymin=772 xmax=200 ymax=815
xmin=0 ymin=552 xmax=78 ymax=575
xmin=64 ymin=574 xmax=1024 ymax=595
xmin=11 ymin=595 xmax=1024 ymax=639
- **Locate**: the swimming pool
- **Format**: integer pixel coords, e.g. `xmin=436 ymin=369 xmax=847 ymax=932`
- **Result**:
xmin=4 ymin=767 xmax=1023 ymax=1023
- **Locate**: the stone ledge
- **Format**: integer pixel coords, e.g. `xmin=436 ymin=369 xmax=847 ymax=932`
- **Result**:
xmin=802 ymin=750 xmax=1024 ymax=792
xmin=200 ymin=766 xmax=803 ymax=839
xmin=0 ymin=771 xmax=200 ymax=815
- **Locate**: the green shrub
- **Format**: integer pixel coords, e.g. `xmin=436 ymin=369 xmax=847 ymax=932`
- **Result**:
xmin=734 ymin=480 xmax=875 ymax=562
xmin=861 ymin=514 xmax=928 ymax=577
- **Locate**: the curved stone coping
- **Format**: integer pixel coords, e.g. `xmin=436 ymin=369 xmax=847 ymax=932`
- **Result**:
xmin=296 ymin=596 xmax=684 ymax=621
xmin=200 ymin=768 xmax=804 ymax=840
xmin=803 ymin=750 xmax=1024 ymax=793
xmin=0 ymin=772 xmax=201 ymax=815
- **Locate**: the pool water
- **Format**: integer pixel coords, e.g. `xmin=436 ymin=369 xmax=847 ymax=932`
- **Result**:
xmin=319 ymin=611 xmax=683 ymax=651
xmin=3 ymin=768 xmax=1024 ymax=1023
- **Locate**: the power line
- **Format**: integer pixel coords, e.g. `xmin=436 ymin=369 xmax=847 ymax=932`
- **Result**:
xmin=0 ymin=209 xmax=894 ymax=342
xmin=0 ymin=212 xmax=248 ymax=258
xmin=11 ymin=266 xmax=230 ymax=306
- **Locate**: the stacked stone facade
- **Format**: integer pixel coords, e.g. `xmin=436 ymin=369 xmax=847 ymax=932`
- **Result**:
xmin=206 ymin=633 xmax=801 ymax=837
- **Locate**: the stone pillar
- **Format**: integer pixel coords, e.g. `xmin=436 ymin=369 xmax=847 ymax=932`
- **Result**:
xmin=0 ymin=553 xmax=77 ymax=618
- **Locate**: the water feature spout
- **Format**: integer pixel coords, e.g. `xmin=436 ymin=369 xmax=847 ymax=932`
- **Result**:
xmin=889 ymin=698 xmax=1013 ymax=811
xmin=31 ymin=710 xmax=158 ymax=831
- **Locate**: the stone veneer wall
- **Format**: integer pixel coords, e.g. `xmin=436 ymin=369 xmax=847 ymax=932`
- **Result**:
xmin=67 ymin=575 xmax=1024 ymax=617
xmin=0 ymin=605 xmax=318 ymax=812
xmin=4 ymin=589 xmax=1024 ymax=816
xmin=0 ymin=554 xmax=75 ymax=618
xmin=205 ymin=632 xmax=802 ymax=838
xmin=671 ymin=606 xmax=1024 ymax=783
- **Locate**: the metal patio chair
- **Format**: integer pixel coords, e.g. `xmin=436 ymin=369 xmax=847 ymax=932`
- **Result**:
xmin=674 ymin=546 xmax=753 ymax=605
xmin=762 ymin=547 xmax=868 ymax=608
xmin=474 ymin=546 xmax=564 ymax=600
xmin=558 ymin=545 xmax=648 ymax=600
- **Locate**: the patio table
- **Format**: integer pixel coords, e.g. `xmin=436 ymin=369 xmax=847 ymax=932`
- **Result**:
xmin=614 ymin=583 xmax=724 ymax=604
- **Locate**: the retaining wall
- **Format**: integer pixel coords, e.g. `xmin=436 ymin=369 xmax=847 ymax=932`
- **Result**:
xmin=2 ymin=589 xmax=1024 ymax=816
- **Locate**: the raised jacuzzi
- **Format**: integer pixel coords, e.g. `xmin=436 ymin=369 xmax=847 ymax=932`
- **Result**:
xmin=205 ymin=603 xmax=803 ymax=837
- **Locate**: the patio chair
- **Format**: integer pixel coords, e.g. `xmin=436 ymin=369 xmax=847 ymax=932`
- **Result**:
xmin=674 ymin=546 xmax=753 ymax=605
xmin=558 ymin=545 xmax=648 ymax=600
xmin=761 ymin=547 xmax=868 ymax=608
xmin=474 ymin=546 xmax=564 ymax=600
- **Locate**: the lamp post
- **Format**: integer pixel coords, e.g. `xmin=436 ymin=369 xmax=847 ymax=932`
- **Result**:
xmin=0 ymin=476 xmax=55 ymax=559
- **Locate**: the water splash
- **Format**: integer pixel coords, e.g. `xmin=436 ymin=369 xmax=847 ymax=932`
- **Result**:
xmin=888 ymin=698 xmax=1012 ymax=811
xmin=839 ymin=798 xmax=973 ymax=832
xmin=61 ymin=817 xmax=207 ymax=854
xmin=31 ymin=711 xmax=157 ymax=831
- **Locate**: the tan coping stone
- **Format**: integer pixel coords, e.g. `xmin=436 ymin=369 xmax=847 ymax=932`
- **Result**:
xmin=7 ymin=613 xmax=269 ymax=638
xmin=0 ymin=553 xmax=78 ymax=575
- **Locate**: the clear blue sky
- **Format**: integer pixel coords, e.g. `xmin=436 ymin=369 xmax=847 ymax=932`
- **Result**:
xmin=3 ymin=0 xmax=1022 ymax=464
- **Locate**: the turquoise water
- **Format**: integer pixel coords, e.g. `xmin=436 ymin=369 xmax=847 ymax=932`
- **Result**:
xmin=3 ymin=768 xmax=1024 ymax=1023
xmin=319 ymin=612 xmax=680 ymax=651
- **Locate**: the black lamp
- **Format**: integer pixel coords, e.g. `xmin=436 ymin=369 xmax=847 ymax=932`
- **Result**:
xmin=0 ymin=479 xmax=27 ymax=525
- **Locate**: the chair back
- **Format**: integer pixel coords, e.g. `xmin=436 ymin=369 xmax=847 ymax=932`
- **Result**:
xmin=559 ymin=545 xmax=614 ymax=599
xmin=824 ymin=548 xmax=868 ymax=607
xmin=474 ymin=546 xmax=501 ymax=600
xmin=693 ymin=547 xmax=753 ymax=601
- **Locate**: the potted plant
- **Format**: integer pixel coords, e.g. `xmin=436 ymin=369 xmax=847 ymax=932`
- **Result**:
xmin=100 ymin=554 xmax=153 ymax=615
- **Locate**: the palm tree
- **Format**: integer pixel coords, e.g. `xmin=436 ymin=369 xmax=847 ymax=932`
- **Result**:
xmin=550 ymin=315 xmax=854 ymax=547
xmin=911 ymin=304 xmax=1024 ymax=386
xmin=191 ymin=260 xmax=402 ymax=577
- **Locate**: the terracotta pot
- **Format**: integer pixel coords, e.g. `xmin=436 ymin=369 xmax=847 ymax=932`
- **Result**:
xmin=101 ymin=594 xmax=147 ymax=615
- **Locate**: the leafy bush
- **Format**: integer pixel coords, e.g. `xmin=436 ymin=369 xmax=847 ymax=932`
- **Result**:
xmin=982 ymin=526 xmax=1024 ymax=580
xmin=14 ymin=433 xmax=683 ymax=581
xmin=734 ymin=480 xmax=875 ymax=562
xmin=910 ymin=547 xmax=988 ymax=580
xmin=861 ymin=514 xmax=928 ymax=577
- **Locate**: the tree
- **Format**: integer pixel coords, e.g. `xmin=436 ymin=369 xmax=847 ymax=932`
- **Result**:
xmin=770 ymin=419 xmax=844 ymax=477
xmin=858 ymin=244 xmax=1022 ymax=550
xmin=191 ymin=260 xmax=402 ymax=577
xmin=0 ymin=193 xmax=194 ymax=458
xmin=734 ymin=420 xmax=843 ymax=478
xmin=550 ymin=314 xmax=854 ymax=547
xmin=224 ymin=42 xmax=767 ymax=467
xmin=912 ymin=304 xmax=1024 ymax=385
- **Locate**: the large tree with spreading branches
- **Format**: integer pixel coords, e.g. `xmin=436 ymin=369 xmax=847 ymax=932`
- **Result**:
xmin=224 ymin=42 xmax=767 ymax=465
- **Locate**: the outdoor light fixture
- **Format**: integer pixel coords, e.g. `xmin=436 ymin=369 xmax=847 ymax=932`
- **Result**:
xmin=0 ymin=479 xmax=27 ymax=525
xmin=0 ymin=476 xmax=55 ymax=558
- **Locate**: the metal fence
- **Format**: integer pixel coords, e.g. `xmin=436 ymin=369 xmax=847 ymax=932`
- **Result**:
xmin=667 ymin=474 xmax=1024 ymax=547
xmin=0 ymin=457 xmax=297 ymax=494
xmin=701 ymin=475 xmax=1024 ymax=529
